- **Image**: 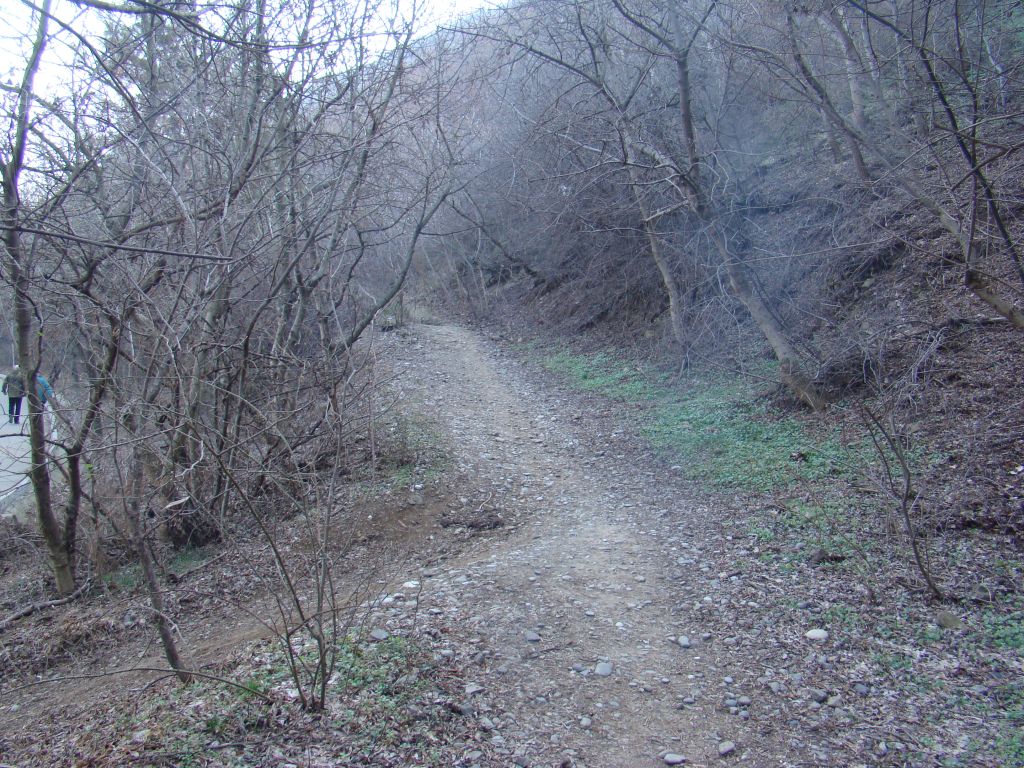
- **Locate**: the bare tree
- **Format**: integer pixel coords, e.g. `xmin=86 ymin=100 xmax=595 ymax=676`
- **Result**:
xmin=1 ymin=0 xmax=76 ymax=594
xmin=752 ymin=0 xmax=1024 ymax=327
xmin=1 ymin=0 xmax=458 ymax=697
xmin=451 ymin=0 xmax=828 ymax=405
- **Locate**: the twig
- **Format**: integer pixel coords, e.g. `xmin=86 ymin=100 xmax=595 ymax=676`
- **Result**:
xmin=862 ymin=406 xmax=945 ymax=601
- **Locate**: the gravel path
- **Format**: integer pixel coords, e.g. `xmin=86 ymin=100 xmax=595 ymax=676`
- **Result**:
xmin=0 ymin=408 xmax=61 ymax=520
xmin=388 ymin=324 xmax=795 ymax=767
xmin=0 ymin=323 xmax=1010 ymax=766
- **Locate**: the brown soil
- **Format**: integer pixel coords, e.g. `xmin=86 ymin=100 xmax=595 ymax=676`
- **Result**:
xmin=0 ymin=322 xmax=1021 ymax=767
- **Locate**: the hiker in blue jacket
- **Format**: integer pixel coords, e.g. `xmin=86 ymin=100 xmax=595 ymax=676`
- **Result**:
xmin=35 ymin=372 xmax=54 ymax=406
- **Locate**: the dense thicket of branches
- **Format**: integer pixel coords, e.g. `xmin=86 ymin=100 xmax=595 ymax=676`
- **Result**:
xmin=431 ymin=0 xmax=1024 ymax=408
xmin=4 ymin=0 xmax=1023 ymax=601
xmin=1 ymin=0 xmax=455 ymax=623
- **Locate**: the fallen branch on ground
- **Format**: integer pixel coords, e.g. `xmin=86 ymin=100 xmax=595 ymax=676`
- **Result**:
xmin=0 ymin=579 xmax=91 ymax=632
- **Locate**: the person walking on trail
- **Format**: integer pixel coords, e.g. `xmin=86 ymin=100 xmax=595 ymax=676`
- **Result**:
xmin=3 ymin=365 xmax=26 ymax=424
xmin=35 ymin=372 xmax=54 ymax=407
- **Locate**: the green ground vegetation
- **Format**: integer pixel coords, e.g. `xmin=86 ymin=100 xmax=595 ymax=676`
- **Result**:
xmin=108 ymin=634 xmax=452 ymax=767
xmin=540 ymin=348 xmax=870 ymax=492
xmin=983 ymin=610 xmax=1024 ymax=651
xmin=538 ymin=344 xmax=1023 ymax=767
xmin=375 ymin=412 xmax=450 ymax=490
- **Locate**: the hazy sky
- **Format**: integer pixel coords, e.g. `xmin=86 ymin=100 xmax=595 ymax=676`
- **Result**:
xmin=2 ymin=0 xmax=490 ymax=96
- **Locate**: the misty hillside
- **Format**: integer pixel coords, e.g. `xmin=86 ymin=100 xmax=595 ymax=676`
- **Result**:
xmin=418 ymin=0 xmax=1024 ymax=539
xmin=2 ymin=1 xmax=1023 ymax=766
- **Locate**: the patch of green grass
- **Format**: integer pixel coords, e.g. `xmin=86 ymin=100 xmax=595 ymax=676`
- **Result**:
xmin=384 ymin=460 xmax=446 ymax=491
xmin=105 ymin=564 xmax=141 ymax=591
xmin=643 ymin=385 xmax=860 ymax=492
xmin=920 ymin=626 xmax=944 ymax=644
xmin=911 ymin=675 xmax=945 ymax=694
xmin=389 ymin=463 xmax=417 ymax=488
xmin=204 ymin=714 xmax=228 ymax=736
xmin=872 ymin=650 xmax=913 ymax=674
xmin=543 ymin=350 xmax=665 ymax=400
xmin=993 ymin=558 xmax=1024 ymax=580
xmin=778 ymin=500 xmax=828 ymax=530
xmin=238 ymin=669 xmax=273 ymax=699
xmin=540 ymin=348 xmax=872 ymax=493
xmin=149 ymin=634 xmax=440 ymax=765
xmin=821 ymin=603 xmax=860 ymax=628
xmin=937 ymin=741 xmax=991 ymax=768
xmin=982 ymin=611 xmax=1024 ymax=651
xmin=169 ymin=546 xmax=209 ymax=573
xmin=997 ymin=733 xmax=1024 ymax=767
xmin=979 ymin=682 xmax=1024 ymax=767
xmin=333 ymin=635 xmax=420 ymax=694
xmin=993 ymin=681 xmax=1024 ymax=721
xmin=815 ymin=533 xmax=859 ymax=562
xmin=374 ymin=411 xmax=451 ymax=492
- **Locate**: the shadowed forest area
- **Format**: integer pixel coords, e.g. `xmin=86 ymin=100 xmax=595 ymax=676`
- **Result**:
xmin=1 ymin=0 xmax=1023 ymax=765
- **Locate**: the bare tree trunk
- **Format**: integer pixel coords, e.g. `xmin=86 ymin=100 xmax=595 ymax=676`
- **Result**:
xmin=1 ymin=0 xmax=75 ymax=595
xmin=821 ymin=106 xmax=844 ymax=163
xmin=125 ymin=424 xmax=192 ymax=684
xmin=823 ymin=9 xmax=869 ymax=131
xmin=622 ymin=2 xmax=826 ymax=404
xmin=644 ymin=217 xmax=690 ymax=365
xmin=625 ymin=168 xmax=691 ymax=365
xmin=789 ymin=13 xmax=871 ymax=182
xmin=710 ymin=227 xmax=828 ymax=410
xmin=670 ymin=9 xmax=824 ymax=405
xmin=25 ymin=383 xmax=74 ymax=593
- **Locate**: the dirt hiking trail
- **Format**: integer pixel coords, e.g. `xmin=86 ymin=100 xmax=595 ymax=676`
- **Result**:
xmin=392 ymin=324 xmax=801 ymax=767
xmin=0 ymin=322 xmax=942 ymax=767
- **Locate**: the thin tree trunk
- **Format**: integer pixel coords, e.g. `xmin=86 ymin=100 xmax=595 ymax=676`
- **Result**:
xmin=670 ymin=17 xmax=824 ymax=404
xmin=824 ymin=10 xmax=869 ymax=131
xmin=710 ymin=226 xmax=828 ymax=410
xmin=627 ymin=170 xmax=691 ymax=365
xmin=1 ymin=0 xmax=74 ymax=595
xmin=820 ymin=106 xmax=843 ymax=162
xmin=126 ymin=435 xmax=192 ymax=684
xmin=789 ymin=14 xmax=871 ymax=182
xmin=644 ymin=217 xmax=689 ymax=364
xmin=26 ymin=389 xmax=74 ymax=593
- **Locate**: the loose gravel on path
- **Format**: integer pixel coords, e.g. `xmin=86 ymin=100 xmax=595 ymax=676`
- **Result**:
xmin=383 ymin=324 xmax=801 ymax=767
